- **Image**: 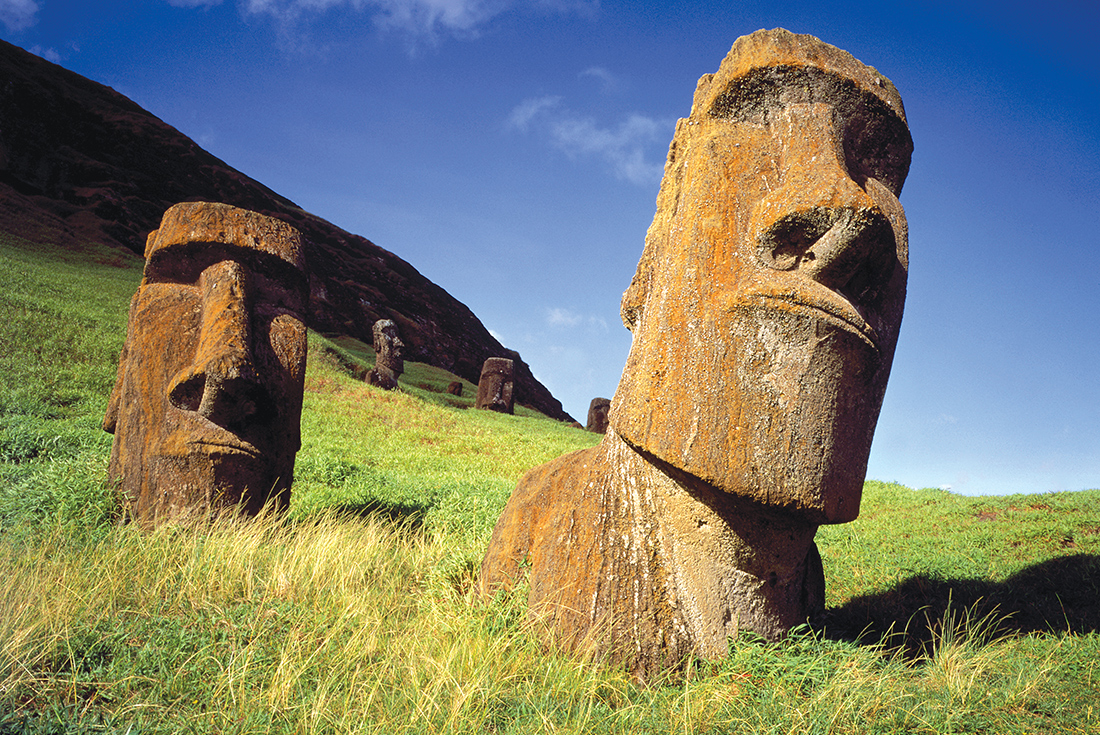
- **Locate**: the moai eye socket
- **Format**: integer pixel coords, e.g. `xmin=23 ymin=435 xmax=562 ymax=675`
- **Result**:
xmin=842 ymin=103 xmax=913 ymax=195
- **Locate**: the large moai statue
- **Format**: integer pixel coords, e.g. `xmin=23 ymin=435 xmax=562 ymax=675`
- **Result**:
xmin=586 ymin=398 xmax=611 ymax=434
xmin=475 ymin=357 xmax=515 ymax=414
xmin=103 ymin=202 xmax=309 ymax=525
xmin=366 ymin=319 xmax=404 ymax=390
xmin=480 ymin=29 xmax=912 ymax=677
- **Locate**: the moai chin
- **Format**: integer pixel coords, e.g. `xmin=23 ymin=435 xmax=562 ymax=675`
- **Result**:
xmin=366 ymin=319 xmax=404 ymax=390
xmin=475 ymin=357 xmax=514 ymax=414
xmin=479 ymin=29 xmax=912 ymax=677
xmin=103 ymin=202 xmax=309 ymax=525
xmin=586 ymin=397 xmax=611 ymax=434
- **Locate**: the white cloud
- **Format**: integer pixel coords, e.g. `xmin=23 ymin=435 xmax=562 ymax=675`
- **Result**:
xmin=535 ymin=0 xmax=598 ymax=16
xmin=547 ymin=307 xmax=582 ymax=327
xmin=507 ymin=95 xmax=561 ymax=131
xmin=242 ymin=0 xmax=512 ymax=43
xmin=547 ymin=307 xmax=609 ymax=331
xmin=579 ymin=65 xmax=615 ymax=90
xmin=0 ymin=0 xmax=38 ymax=31
xmin=510 ymin=96 xmax=668 ymax=185
xmin=163 ymin=0 xmax=592 ymax=50
xmin=28 ymin=44 xmax=61 ymax=63
xmin=371 ymin=0 xmax=508 ymax=36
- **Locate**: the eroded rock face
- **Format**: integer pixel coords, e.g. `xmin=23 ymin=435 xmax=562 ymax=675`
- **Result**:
xmin=480 ymin=28 xmax=911 ymax=677
xmin=475 ymin=357 xmax=514 ymax=414
xmin=586 ymin=398 xmax=611 ymax=434
xmin=103 ymin=202 xmax=308 ymax=525
xmin=367 ymin=319 xmax=404 ymax=390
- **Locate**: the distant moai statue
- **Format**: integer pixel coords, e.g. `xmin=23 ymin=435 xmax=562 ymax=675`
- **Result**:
xmin=480 ymin=29 xmax=912 ymax=677
xmin=475 ymin=357 xmax=514 ymax=414
xmin=366 ymin=319 xmax=404 ymax=390
xmin=446 ymin=381 xmax=463 ymax=396
xmin=103 ymin=202 xmax=308 ymax=525
xmin=585 ymin=398 xmax=611 ymax=433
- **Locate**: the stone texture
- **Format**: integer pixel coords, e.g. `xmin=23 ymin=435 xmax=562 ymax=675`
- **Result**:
xmin=480 ymin=28 xmax=912 ymax=677
xmin=475 ymin=357 xmax=515 ymax=414
xmin=586 ymin=398 xmax=611 ymax=434
xmin=103 ymin=201 xmax=308 ymax=525
xmin=366 ymin=319 xmax=404 ymax=390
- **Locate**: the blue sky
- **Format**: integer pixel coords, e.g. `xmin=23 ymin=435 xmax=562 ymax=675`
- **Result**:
xmin=3 ymin=0 xmax=1098 ymax=496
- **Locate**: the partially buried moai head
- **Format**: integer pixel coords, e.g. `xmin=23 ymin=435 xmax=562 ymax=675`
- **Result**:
xmin=367 ymin=319 xmax=404 ymax=389
xmin=103 ymin=202 xmax=308 ymax=524
xmin=372 ymin=319 xmax=404 ymax=376
xmin=586 ymin=397 xmax=611 ymax=434
xmin=475 ymin=357 xmax=515 ymax=414
xmin=612 ymin=29 xmax=913 ymax=524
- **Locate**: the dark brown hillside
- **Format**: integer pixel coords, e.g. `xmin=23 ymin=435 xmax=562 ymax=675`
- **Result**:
xmin=0 ymin=39 xmax=570 ymax=421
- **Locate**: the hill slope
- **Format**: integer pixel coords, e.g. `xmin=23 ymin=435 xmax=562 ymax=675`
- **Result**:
xmin=0 ymin=39 xmax=570 ymax=421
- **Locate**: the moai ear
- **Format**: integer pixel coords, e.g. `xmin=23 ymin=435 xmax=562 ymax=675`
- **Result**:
xmin=620 ymin=268 xmax=648 ymax=332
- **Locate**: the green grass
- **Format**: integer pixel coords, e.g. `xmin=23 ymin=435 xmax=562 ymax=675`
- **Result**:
xmin=2 ymin=231 xmax=1099 ymax=734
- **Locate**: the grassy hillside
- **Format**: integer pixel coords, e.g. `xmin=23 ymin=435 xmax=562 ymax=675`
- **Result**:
xmin=1 ymin=232 xmax=1099 ymax=734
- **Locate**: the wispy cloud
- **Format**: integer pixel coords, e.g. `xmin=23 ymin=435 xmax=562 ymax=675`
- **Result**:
xmin=238 ymin=0 xmax=591 ymax=45
xmin=510 ymin=96 xmax=669 ymax=185
xmin=161 ymin=0 xmax=596 ymax=51
xmin=0 ymin=0 xmax=39 ymax=32
xmin=166 ymin=0 xmax=224 ymax=7
xmin=547 ymin=307 xmax=608 ymax=331
xmin=245 ymin=0 xmax=501 ymax=35
xmin=371 ymin=0 xmax=510 ymax=36
xmin=579 ymin=65 xmax=616 ymax=91
xmin=28 ymin=44 xmax=61 ymax=63
xmin=507 ymin=95 xmax=561 ymax=131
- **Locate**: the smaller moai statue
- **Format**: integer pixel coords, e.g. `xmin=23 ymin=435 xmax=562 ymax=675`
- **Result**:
xmin=446 ymin=381 xmax=463 ymax=396
xmin=475 ymin=357 xmax=514 ymax=414
xmin=586 ymin=398 xmax=611 ymax=433
xmin=103 ymin=201 xmax=308 ymax=525
xmin=366 ymin=319 xmax=404 ymax=390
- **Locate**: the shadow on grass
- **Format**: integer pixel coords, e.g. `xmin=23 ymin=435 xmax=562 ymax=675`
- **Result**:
xmin=322 ymin=499 xmax=431 ymax=533
xmin=823 ymin=554 xmax=1100 ymax=657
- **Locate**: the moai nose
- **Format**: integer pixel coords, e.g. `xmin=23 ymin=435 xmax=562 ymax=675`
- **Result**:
xmin=168 ymin=260 xmax=266 ymax=427
xmin=752 ymin=103 xmax=896 ymax=298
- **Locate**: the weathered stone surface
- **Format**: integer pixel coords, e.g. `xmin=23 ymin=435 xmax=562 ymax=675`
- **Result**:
xmin=586 ymin=398 xmax=611 ymax=434
xmin=366 ymin=319 xmax=404 ymax=390
xmin=475 ymin=357 xmax=515 ymax=414
xmin=446 ymin=381 xmax=463 ymax=396
xmin=481 ymin=429 xmax=824 ymax=674
xmin=480 ymin=28 xmax=911 ymax=677
xmin=103 ymin=201 xmax=308 ymax=525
